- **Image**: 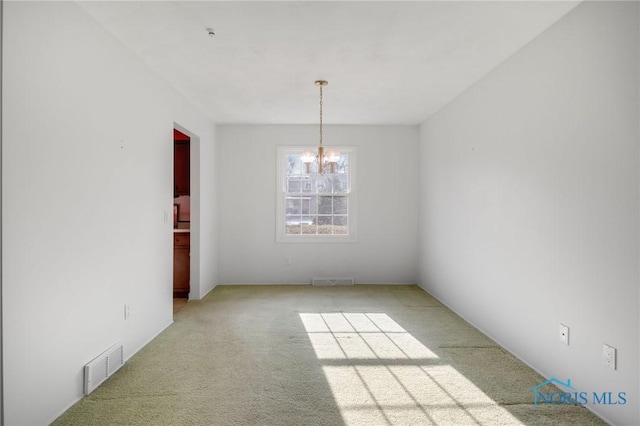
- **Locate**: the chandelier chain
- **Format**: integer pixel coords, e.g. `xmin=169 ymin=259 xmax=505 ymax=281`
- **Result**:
xmin=319 ymin=83 xmax=323 ymax=147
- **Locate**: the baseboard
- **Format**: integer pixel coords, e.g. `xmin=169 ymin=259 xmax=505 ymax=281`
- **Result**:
xmin=191 ymin=282 xmax=219 ymax=300
xmin=415 ymin=282 xmax=611 ymax=425
xmin=217 ymin=282 xmax=417 ymax=286
xmin=48 ymin=394 xmax=85 ymax=426
xmin=124 ymin=319 xmax=173 ymax=363
xmin=47 ymin=318 xmax=172 ymax=425
xmin=218 ymin=282 xmax=310 ymax=286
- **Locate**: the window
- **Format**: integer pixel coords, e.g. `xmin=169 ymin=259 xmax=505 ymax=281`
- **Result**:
xmin=276 ymin=146 xmax=356 ymax=242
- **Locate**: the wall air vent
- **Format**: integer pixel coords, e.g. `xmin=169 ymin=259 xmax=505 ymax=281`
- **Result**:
xmin=83 ymin=342 xmax=124 ymax=395
xmin=312 ymin=277 xmax=355 ymax=286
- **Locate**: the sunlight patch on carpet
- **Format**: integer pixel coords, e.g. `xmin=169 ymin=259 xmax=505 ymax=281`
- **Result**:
xmin=300 ymin=312 xmax=524 ymax=425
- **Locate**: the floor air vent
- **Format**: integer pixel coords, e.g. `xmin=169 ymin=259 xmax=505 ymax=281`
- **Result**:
xmin=312 ymin=277 xmax=355 ymax=286
xmin=84 ymin=342 xmax=124 ymax=395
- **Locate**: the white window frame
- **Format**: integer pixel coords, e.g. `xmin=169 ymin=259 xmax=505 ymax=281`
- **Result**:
xmin=276 ymin=146 xmax=357 ymax=243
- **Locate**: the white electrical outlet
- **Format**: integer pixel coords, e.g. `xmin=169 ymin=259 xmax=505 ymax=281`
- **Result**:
xmin=124 ymin=303 xmax=131 ymax=320
xmin=559 ymin=324 xmax=569 ymax=345
xmin=603 ymin=344 xmax=616 ymax=370
xmin=285 ymin=257 xmax=292 ymax=266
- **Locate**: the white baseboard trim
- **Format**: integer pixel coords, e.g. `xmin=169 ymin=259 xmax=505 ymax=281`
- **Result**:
xmin=217 ymin=282 xmax=418 ymax=286
xmin=415 ymin=282 xmax=612 ymax=425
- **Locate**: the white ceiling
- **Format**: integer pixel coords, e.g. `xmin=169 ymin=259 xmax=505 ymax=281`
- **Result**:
xmin=78 ymin=1 xmax=579 ymax=125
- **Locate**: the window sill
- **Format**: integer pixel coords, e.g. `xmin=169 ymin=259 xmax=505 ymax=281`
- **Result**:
xmin=276 ymin=234 xmax=357 ymax=243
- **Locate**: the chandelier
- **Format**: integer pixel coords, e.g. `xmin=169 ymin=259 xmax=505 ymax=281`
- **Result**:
xmin=301 ymin=80 xmax=340 ymax=174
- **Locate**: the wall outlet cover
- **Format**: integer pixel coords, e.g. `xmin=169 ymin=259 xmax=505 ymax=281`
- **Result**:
xmin=603 ymin=344 xmax=616 ymax=370
xmin=559 ymin=324 xmax=569 ymax=345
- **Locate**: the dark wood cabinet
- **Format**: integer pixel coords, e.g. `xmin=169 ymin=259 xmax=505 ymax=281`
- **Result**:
xmin=174 ymin=141 xmax=190 ymax=196
xmin=173 ymin=232 xmax=190 ymax=298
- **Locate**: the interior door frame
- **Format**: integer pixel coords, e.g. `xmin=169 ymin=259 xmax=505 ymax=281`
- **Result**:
xmin=173 ymin=123 xmax=200 ymax=300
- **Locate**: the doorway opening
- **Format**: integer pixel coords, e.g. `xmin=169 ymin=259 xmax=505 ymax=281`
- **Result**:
xmin=173 ymin=128 xmax=190 ymax=310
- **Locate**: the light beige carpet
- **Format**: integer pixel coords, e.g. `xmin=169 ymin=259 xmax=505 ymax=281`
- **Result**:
xmin=54 ymin=285 xmax=606 ymax=425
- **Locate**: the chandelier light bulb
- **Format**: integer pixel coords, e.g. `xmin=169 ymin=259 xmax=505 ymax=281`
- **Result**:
xmin=301 ymin=151 xmax=315 ymax=163
xmin=326 ymin=149 xmax=341 ymax=163
xmin=301 ymin=150 xmax=316 ymax=174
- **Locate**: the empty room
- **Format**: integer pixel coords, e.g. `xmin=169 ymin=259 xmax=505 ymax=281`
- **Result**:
xmin=2 ymin=1 xmax=638 ymax=425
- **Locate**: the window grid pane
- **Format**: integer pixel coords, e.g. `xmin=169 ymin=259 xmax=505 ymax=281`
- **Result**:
xmin=284 ymin=153 xmax=350 ymax=236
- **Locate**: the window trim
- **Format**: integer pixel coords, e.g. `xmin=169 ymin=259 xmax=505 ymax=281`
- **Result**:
xmin=276 ymin=145 xmax=357 ymax=243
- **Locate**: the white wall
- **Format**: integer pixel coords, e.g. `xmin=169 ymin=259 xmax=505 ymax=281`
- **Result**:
xmin=194 ymin=125 xmax=219 ymax=299
xmin=217 ymin=125 xmax=419 ymax=285
xmin=418 ymin=2 xmax=638 ymax=425
xmin=194 ymin=128 xmax=220 ymax=299
xmin=2 ymin=2 xmax=218 ymax=424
